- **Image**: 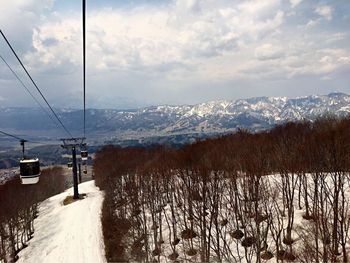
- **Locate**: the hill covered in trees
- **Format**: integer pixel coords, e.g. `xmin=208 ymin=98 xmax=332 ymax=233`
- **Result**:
xmin=94 ymin=116 xmax=350 ymax=262
xmin=0 ymin=167 xmax=66 ymax=262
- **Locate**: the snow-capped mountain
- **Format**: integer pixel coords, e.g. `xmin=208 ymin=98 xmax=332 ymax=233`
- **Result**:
xmin=83 ymin=92 xmax=350 ymax=136
xmin=0 ymin=93 xmax=349 ymax=142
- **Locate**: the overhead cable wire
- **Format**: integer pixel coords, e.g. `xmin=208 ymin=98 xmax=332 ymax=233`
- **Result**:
xmin=0 ymin=129 xmax=25 ymax=141
xmin=0 ymin=130 xmax=60 ymax=147
xmin=0 ymin=53 xmax=63 ymax=131
xmin=20 ymin=139 xmax=57 ymax=146
xmin=82 ymin=0 xmax=86 ymax=138
xmin=0 ymin=30 xmax=73 ymax=138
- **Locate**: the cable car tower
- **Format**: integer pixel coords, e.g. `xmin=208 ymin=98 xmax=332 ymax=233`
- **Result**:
xmin=80 ymin=0 xmax=89 ymax=177
xmin=61 ymin=0 xmax=88 ymax=200
xmin=61 ymin=137 xmax=86 ymax=199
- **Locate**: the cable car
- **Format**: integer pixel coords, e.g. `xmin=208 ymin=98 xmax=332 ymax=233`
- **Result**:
xmin=81 ymin=150 xmax=88 ymax=161
xmin=83 ymin=163 xmax=87 ymax=174
xmin=67 ymin=162 xmax=73 ymax=169
xmin=20 ymin=158 xmax=40 ymax=184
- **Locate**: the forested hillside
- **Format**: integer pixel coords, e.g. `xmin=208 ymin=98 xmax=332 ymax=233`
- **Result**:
xmin=0 ymin=168 xmax=66 ymax=262
xmin=94 ymin=116 xmax=350 ymax=262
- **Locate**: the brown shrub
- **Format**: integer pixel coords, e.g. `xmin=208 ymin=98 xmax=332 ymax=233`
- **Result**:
xmin=181 ymin=229 xmax=197 ymax=239
xmin=277 ymin=250 xmax=296 ymax=261
xmin=186 ymin=248 xmax=197 ymax=256
xmin=230 ymin=229 xmax=244 ymax=239
xmin=168 ymin=251 xmax=179 ymax=260
xmin=261 ymin=251 xmax=274 ymax=260
xmin=241 ymin=236 xmax=256 ymax=247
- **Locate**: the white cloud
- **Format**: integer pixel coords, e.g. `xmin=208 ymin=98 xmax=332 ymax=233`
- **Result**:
xmin=24 ymin=0 xmax=286 ymax=74
xmin=16 ymin=1 xmax=349 ymax=86
xmin=175 ymin=0 xmax=201 ymax=13
xmin=236 ymin=39 xmax=350 ymax=81
xmin=255 ymin=43 xmax=284 ymax=60
xmin=289 ymin=0 xmax=303 ymax=8
xmin=0 ymin=0 xmax=54 ymax=56
xmin=0 ymin=0 xmax=349 ymax=107
xmin=285 ymin=49 xmax=350 ymax=77
xmin=321 ymin=76 xmax=332 ymax=80
xmin=0 ymin=0 xmax=53 ymax=15
xmin=315 ymin=5 xmax=333 ymax=21
xmin=305 ymin=19 xmax=319 ymax=29
xmin=238 ymin=0 xmax=280 ymax=17
xmin=326 ymin=32 xmax=347 ymax=43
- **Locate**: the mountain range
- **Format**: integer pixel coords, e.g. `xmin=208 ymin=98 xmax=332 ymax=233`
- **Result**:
xmin=0 ymin=92 xmax=349 ymax=145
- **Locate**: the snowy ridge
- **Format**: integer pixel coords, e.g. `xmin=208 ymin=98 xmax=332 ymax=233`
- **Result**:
xmin=0 ymin=93 xmax=349 ymax=139
xmin=17 ymin=181 xmax=105 ymax=263
xmin=95 ymin=92 xmax=350 ymax=135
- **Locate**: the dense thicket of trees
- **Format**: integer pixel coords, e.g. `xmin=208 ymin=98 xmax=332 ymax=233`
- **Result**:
xmin=95 ymin=116 xmax=350 ymax=262
xmin=0 ymin=167 xmax=65 ymax=262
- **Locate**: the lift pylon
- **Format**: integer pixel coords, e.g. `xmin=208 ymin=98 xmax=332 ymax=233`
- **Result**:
xmin=61 ymin=137 xmax=86 ymax=199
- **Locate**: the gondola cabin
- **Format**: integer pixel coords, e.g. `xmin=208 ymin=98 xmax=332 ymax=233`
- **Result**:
xmin=67 ymin=162 xmax=73 ymax=169
xmin=81 ymin=150 xmax=88 ymax=161
xmin=20 ymin=158 xmax=40 ymax=184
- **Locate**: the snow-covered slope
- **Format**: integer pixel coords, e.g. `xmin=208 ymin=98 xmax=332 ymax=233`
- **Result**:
xmin=97 ymin=92 xmax=350 ymax=139
xmin=17 ymin=181 xmax=105 ymax=263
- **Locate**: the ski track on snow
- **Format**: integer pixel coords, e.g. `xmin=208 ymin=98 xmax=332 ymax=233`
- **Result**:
xmin=17 ymin=181 xmax=106 ymax=263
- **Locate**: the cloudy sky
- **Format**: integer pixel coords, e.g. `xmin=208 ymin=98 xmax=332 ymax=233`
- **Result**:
xmin=0 ymin=0 xmax=349 ymax=109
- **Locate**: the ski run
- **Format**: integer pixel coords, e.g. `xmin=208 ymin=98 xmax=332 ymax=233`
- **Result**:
xmin=17 ymin=180 xmax=106 ymax=263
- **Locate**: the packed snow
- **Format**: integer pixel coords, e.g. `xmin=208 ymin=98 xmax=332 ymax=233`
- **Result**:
xmin=17 ymin=180 xmax=105 ymax=263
